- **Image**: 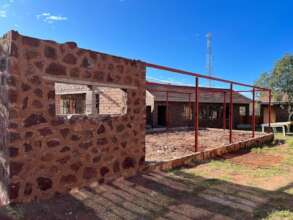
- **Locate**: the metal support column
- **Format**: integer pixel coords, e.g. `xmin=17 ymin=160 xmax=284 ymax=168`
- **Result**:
xmin=229 ymin=83 xmax=233 ymax=143
xmin=252 ymin=88 xmax=255 ymax=137
xmin=189 ymin=93 xmax=192 ymax=127
xmin=268 ymin=89 xmax=272 ymax=131
xmin=194 ymin=77 xmax=199 ymax=151
xmin=166 ymin=91 xmax=169 ymax=130
xmin=223 ymin=92 xmax=226 ymax=130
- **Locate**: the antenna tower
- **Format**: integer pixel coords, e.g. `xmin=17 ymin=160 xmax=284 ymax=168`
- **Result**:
xmin=206 ymin=32 xmax=213 ymax=87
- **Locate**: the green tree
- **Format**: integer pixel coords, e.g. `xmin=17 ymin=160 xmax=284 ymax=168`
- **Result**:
xmin=255 ymin=54 xmax=293 ymax=121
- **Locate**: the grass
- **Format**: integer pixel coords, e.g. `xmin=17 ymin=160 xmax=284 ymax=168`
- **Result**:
xmin=264 ymin=210 xmax=293 ymax=220
xmin=189 ymin=134 xmax=292 ymax=179
xmin=174 ymin=132 xmax=293 ymax=219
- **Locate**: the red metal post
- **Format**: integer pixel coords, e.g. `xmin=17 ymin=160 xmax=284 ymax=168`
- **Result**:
xmin=166 ymin=91 xmax=169 ymax=130
xmin=189 ymin=93 xmax=191 ymax=126
xmin=269 ymin=89 xmax=271 ymax=128
xmin=229 ymin=83 xmax=233 ymax=143
xmin=223 ymin=92 xmax=226 ymax=130
xmin=194 ymin=77 xmax=199 ymax=151
xmin=252 ymin=88 xmax=255 ymax=137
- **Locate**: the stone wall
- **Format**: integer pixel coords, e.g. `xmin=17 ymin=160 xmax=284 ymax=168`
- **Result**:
xmin=1 ymin=30 xmax=146 ymax=204
xmin=0 ymin=33 xmax=10 ymax=205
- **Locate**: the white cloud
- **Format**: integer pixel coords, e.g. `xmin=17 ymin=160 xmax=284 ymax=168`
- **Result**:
xmin=46 ymin=15 xmax=67 ymax=21
xmin=0 ymin=10 xmax=7 ymax=18
xmin=39 ymin=12 xmax=50 ymax=17
xmin=37 ymin=12 xmax=68 ymax=24
xmin=0 ymin=0 xmax=14 ymax=18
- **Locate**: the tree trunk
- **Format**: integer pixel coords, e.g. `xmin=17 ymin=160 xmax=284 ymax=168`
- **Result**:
xmin=288 ymin=104 xmax=293 ymax=121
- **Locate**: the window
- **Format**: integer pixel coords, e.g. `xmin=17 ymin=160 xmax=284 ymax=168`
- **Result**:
xmin=211 ymin=110 xmax=218 ymax=120
xmin=249 ymin=102 xmax=261 ymax=116
xmin=183 ymin=104 xmax=192 ymax=120
xmin=200 ymin=105 xmax=220 ymax=120
xmin=239 ymin=106 xmax=246 ymax=116
xmin=60 ymin=94 xmax=86 ymax=114
xmin=95 ymin=94 xmax=100 ymax=114
xmin=55 ymin=82 xmax=128 ymax=117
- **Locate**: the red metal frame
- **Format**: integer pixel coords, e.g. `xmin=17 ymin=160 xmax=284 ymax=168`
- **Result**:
xmin=144 ymin=62 xmax=272 ymax=152
xmin=166 ymin=91 xmax=169 ymax=130
xmin=188 ymin=93 xmax=192 ymax=126
xmin=144 ymin=62 xmax=270 ymax=91
xmin=252 ymin=88 xmax=256 ymax=137
xmin=223 ymin=92 xmax=226 ymax=130
xmin=229 ymin=83 xmax=233 ymax=143
xmin=269 ymin=90 xmax=272 ymax=128
xmin=147 ymin=81 xmax=254 ymax=95
xmin=194 ymin=77 xmax=199 ymax=151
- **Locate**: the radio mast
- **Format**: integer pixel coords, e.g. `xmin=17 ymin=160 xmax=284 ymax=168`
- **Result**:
xmin=206 ymin=32 xmax=213 ymax=87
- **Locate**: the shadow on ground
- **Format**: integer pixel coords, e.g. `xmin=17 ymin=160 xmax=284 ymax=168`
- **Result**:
xmin=0 ymin=170 xmax=292 ymax=220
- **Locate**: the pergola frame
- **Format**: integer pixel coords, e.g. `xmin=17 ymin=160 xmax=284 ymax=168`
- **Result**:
xmin=144 ymin=62 xmax=272 ymax=152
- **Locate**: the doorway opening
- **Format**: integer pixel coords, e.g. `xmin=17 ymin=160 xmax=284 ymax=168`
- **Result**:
xmin=157 ymin=105 xmax=167 ymax=127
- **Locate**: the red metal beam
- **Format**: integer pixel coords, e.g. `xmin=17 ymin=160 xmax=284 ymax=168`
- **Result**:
xmin=194 ymin=77 xmax=199 ymax=152
xmin=166 ymin=91 xmax=169 ymax=130
xmin=234 ymin=89 xmax=264 ymax=93
xmin=229 ymin=83 xmax=233 ymax=143
xmin=189 ymin=93 xmax=192 ymax=126
xmin=269 ymin=90 xmax=272 ymax=128
xmin=147 ymin=81 xmax=254 ymax=95
xmin=144 ymin=62 xmax=270 ymax=91
xmin=223 ymin=92 xmax=226 ymax=130
xmin=148 ymin=88 xmax=192 ymax=95
xmin=252 ymin=88 xmax=255 ymax=137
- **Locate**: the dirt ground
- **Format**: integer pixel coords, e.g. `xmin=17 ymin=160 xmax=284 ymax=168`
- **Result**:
xmin=0 ymin=134 xmax=292 ymax=220
xmin=222 ymin=152 xmax=283 ymax=168
xmin=146 ymin=129 xmax=262 ymax=162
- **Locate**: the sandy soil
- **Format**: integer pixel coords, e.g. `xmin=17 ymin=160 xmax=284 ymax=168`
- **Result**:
xmin=146 ymin=128 xmax=262 ymax=162
xmin=222 ymin=152 xmax=283 ymax=168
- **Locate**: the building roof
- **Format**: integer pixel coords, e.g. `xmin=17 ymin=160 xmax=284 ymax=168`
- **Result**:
xmin=259 ymin=92 xmax=289 ymax=105
xmin=146 ymin=81 xmax=252 ymax=104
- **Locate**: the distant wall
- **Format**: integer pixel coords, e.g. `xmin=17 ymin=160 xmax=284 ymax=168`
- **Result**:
xmin=54 ymin=83 xmax=127 ymax=116
xmin=1 ymin=30 xmax=146 ymax=203
xmin=150 ymin=101 xmax=249 ymax=129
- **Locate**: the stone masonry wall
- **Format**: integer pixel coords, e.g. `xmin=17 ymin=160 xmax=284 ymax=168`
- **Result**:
xmin=0 ymin=33 xmax=10 ymax=205
xmin=2 ymin=30 xmax=146 ymax=204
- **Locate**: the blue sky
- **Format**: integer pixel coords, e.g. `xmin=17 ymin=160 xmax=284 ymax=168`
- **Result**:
xmin=0 ymin=0 xmax=292 ymax=90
